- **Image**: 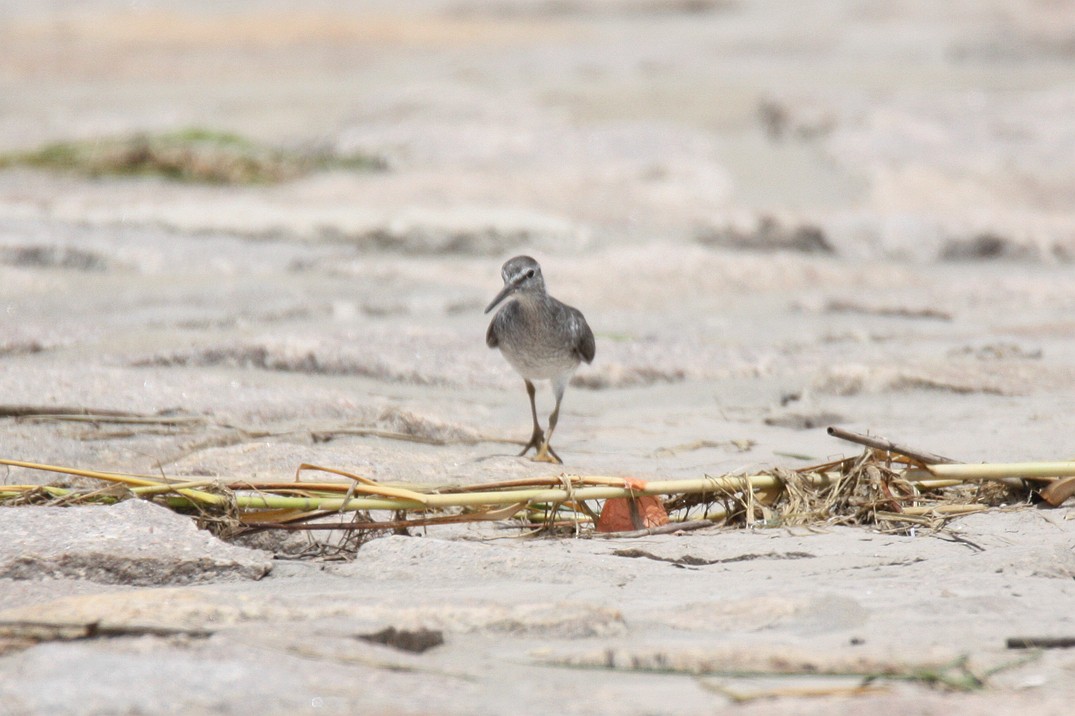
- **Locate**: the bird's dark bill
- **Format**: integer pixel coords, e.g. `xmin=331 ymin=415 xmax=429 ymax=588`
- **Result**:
xmin=484 ymin=285 xmax=514 ymax=314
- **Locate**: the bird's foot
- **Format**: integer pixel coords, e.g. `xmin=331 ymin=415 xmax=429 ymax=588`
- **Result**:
xmin=518 ymin=429 xmax=545 ymax=458
xmin=532 ymin=442 xmax=563 ymax=465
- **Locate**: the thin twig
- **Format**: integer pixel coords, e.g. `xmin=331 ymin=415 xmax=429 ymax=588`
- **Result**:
xmin=0 ymin=620 xmax=214 ymax=641
xmin=254 ymin=502 xmax=526 ymax=531
xmin=0 ymin=405 xmax=147 ymax=418
xmin=23 ymin=414 xmax=205 ymax=426
xmin=1006 ymin=637 xmax=1075 ymax=649
xmin=590 ymin=520 xmax=716 ymax=538
xmin=310 ymin=428 xmax=446 ymax=446
xmin=827 ymin=426 xmax=956 ymax=465
xmin=699 ymin=679 xmax=888 ymax=702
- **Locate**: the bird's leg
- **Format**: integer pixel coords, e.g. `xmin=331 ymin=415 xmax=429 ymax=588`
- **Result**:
xmin=533 ymin=381 xmax=565 ymax=465
xmin=518 ymin=380 xmax=544 ymax=457
xmin=532 ymin=403 xmax=563 ymax=464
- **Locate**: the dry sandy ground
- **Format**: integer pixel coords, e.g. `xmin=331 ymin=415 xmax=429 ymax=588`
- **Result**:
xmin=1 ymin=1 xmax=1075 ymax=713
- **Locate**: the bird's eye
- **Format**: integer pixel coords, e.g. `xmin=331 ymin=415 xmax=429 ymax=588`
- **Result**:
xmin=526 ymin=269 xmax=535 ymax=279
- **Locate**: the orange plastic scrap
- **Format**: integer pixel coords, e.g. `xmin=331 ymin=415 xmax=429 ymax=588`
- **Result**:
xmin=596 ymin=478 xmax=669 ymax=532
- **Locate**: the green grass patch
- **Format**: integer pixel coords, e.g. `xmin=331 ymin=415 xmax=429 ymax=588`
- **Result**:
xmin=0 ymin=128 xmax=387 ymax=185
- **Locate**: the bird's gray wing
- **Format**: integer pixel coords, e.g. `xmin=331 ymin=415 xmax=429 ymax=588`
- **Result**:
xmin=569 ymin=307 xmax=596 ymax=364
xmin=486 ymin=302 xmax=518 ymax=349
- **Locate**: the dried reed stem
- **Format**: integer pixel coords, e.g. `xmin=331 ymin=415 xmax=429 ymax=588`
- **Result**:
xmin=906 ymin=462 xmax=1075 ymax=481
xmin=826 ymin=426 xmax=956 ymax=465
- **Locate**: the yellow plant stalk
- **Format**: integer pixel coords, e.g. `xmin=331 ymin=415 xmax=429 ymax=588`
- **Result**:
xmin=903 ymin=462 xmax=1074 ymax=482
xmin=0 ymin=458 xmax=841 ymax=512
xmin=927 ymin=462 xmax=1075 ymax=480
xmin=0 ymin=458 xmax=226 ymax=505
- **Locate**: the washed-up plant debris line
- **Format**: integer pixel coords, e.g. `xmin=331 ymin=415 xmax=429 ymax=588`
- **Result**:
xmin=1 ymin=427 xmax=1069 ymax=548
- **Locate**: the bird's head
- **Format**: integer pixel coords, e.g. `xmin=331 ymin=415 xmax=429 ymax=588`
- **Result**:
xmin=484 ymin=255 xmax=545 ymax=314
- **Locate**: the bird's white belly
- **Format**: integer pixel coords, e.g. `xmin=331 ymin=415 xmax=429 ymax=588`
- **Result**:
xmin=499 ymin=339 xmax=579 ymax=381
xmin=491 ymin=294 xmax=586 ymax=382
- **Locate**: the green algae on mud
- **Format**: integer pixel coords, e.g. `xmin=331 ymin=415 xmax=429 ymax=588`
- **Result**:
xmin=0 ymin=128 xmax=387 ymax=185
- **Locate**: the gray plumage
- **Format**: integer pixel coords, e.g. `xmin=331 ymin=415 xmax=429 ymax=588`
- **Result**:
xmin=485 ymin=255 xmax=594 ymax=463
